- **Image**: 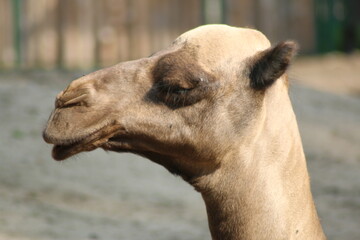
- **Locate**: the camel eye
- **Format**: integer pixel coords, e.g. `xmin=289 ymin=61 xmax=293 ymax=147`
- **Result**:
xmin=149 ymin=76 xmax=210 ymax=108
xmin=170 ymin=86 xmax=193 ymax=95
xmin=156 ymin=82 xmax=193 ymax=96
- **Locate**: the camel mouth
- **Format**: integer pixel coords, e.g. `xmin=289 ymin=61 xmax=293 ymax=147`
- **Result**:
xmin=52 ymin=142 xmax=88 ymax=161
xmin=50 ymin=124 xmax=125 ymax=161
xmin=52 ymin=138 xmax=99 ymax=161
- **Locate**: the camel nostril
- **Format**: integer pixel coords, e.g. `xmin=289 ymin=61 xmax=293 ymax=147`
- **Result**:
xmin=55 ymin=99 xmax=63 ymax=108
xmin=56 ymin=93 xmax=88 ymax=109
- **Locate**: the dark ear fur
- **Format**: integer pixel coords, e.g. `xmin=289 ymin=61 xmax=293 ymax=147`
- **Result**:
xmin=249 ymin=41 xmax=298 ymax=90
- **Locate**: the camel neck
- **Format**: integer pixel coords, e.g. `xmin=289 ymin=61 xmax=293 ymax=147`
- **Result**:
xmin=192 ymin=83 xmax=326 ymax=239
xmin=197 ymin=126 xmax=326 ymax=240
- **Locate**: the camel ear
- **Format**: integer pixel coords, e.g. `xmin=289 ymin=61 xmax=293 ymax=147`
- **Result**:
xmin=249 ymin=41 xmax=298 ymax=90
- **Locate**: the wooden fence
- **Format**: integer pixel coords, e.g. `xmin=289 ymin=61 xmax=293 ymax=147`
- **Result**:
xmin=226 ymin=0 xmax=315 ymax=53
xmin=0 ymin=0 xmax=315 ymax=70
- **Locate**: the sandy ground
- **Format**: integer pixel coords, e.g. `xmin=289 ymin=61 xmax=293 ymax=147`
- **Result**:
xmin=0 ymin=54 xmax=359 ymax=240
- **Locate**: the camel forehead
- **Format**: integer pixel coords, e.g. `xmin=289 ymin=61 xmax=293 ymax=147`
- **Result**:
xmin=175 ymin=25 xmax=271 ymax=62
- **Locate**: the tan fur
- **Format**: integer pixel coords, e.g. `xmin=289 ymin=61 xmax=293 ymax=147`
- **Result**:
xmin=43 ymin=25 xmax=326 ymax=239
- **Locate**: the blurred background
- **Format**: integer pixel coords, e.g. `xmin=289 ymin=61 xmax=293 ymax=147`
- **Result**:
xmin=0 ymin=0 xmax=359 ymax=240
xmin=1 ymin=0 xmax=360 ymax=69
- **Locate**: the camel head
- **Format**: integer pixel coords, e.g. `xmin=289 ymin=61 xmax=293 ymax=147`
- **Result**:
xmin=43 ymin=25 xmax=297 ymax=181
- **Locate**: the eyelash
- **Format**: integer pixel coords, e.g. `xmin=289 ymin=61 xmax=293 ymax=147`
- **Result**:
xmin=170 ymin=86 xmax=192 ymax=94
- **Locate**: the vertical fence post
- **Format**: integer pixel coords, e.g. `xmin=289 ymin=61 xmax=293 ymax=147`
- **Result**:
xmin=201 ymin=0 xmax=206 ymax=24
xmin=12 ymin=0 xmax=22 ymax=68
xmin=220 ymin=0 xmax=227 ymax=24
xmin=201 ymin=0 xmax=225 ymax=24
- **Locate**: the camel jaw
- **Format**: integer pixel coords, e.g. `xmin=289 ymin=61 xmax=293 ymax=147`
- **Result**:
xmin=52 ymin=136 xmax=102 ymax=161
xmin=52 ymin=142 xmax=92 ymax=161
xmin=45 ymin=124 xmax=125 ymax=161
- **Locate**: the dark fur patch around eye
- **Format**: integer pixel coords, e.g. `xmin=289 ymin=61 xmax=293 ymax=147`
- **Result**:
xmin=149 ymin=47 xmax=216 ymax=108
xmin=249 ymin=41 xmax=298 ymax=90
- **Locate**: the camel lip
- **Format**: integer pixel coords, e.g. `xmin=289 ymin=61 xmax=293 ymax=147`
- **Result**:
xmin=52 ymin=136 xmax=99 ymax=161
xmin=48 ymin=130 xmax=100 ymax=161
xmin=50 ymin=124 xmax=125 ymax=161
xmin=52 ymin=143 xmax=81 ymax=161
xmin=43 ymin=127 xmax=91 ymax=146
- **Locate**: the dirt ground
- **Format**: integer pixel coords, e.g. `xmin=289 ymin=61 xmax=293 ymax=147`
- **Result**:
xmin=0 ymin=53 xmax=359 ymax=240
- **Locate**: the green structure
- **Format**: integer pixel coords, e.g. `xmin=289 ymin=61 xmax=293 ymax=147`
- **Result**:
xmin=315 ymin=0 xmax=360 ymax=53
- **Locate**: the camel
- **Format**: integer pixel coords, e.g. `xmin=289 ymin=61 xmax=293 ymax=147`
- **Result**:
xmin=43 ymin=25 xmax=326 ymax=240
